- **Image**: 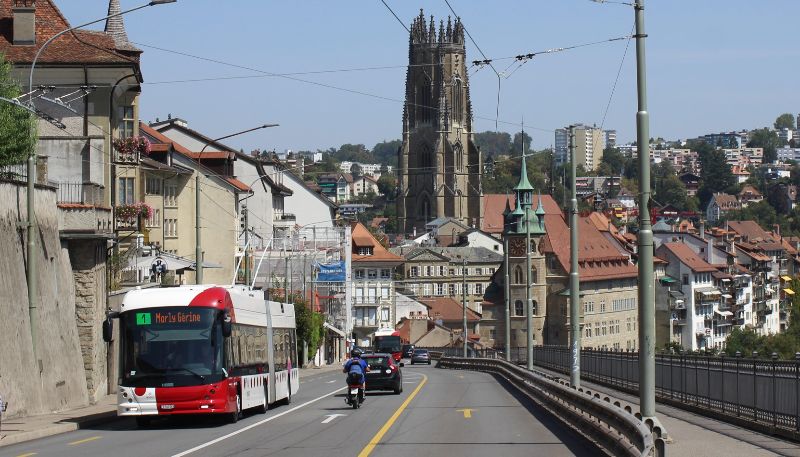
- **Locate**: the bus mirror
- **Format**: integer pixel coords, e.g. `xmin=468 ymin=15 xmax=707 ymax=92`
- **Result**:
xmin=102 ymin=317 xmax=113 ymax=343
xmin=222 ymin=316 xmax=232 ymax=337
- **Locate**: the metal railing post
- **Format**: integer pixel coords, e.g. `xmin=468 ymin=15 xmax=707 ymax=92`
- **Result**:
xmin=721 ymin=355 xmax=725 ymax=414
xmin=753 ymin=351 xmax=759 ymax=421
xmin=772 ymin=352 xmax=778 ymax=428
xmin=796 ymin=352 xmax=800 ymax=431
xmin=736 ymin=351 xmax=741 ymax=417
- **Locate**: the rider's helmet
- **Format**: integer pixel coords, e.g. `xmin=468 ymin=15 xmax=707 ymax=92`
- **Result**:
xmin=350 ymin=348 xmax=363 ymax=358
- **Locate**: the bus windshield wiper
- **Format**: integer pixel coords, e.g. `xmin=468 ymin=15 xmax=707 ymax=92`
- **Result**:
xmin=166 ymin=367 xmax=206 ymax=381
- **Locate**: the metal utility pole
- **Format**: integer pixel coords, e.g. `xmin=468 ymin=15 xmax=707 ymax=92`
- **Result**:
xmin=525 ymin=203 xmax=533 ymax=370
xmin=569 ymin=125 xmax=581 ymax=388
xmin=635 ymin=0 xmax=656 ymax=420
xmin=243 ymin=205 xmax=250 ymax=286
xmin=194 ymin=123 xmax=278 ymax=284
xmin=504 ymin=236 xmax=511 ymax=361
xmin=462 ymin=258 xmax=468 ymax=357
xmin=345 ymin=225 xmax=353 ymax=349
xmin=284 ymin=239 xmax=290 ymax=304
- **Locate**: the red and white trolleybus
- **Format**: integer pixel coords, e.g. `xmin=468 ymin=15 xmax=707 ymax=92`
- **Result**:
xmin=106 ymin=285 xmax=298 ymax=426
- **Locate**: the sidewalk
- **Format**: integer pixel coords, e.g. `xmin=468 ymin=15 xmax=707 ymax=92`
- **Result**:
xmin=529 ymin=365 xmax=800 ymax=457
xmin=0 ymin=363 xmax=343 ymax=448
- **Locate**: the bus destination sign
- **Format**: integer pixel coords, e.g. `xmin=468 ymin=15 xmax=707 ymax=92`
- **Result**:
xmin=136 ymin=311 xmax=203 ymax=326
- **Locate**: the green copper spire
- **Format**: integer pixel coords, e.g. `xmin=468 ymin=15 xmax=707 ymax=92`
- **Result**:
xmin=514 ymin=154 xmax=534 ymax=192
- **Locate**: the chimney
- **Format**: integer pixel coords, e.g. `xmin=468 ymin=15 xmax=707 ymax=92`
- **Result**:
xmin=699 ymin=221 xmax=705 ymax=239
xmin=13 ymin=1 xmax=36 ymax=46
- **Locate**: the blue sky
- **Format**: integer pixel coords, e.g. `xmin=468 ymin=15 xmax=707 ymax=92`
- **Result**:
xmin=59 ymin=1 xmax=800 ymax=153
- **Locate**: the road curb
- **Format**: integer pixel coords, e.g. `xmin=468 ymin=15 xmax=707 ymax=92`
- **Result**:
xmin=0 ymin=409 xmax=120 ymax=448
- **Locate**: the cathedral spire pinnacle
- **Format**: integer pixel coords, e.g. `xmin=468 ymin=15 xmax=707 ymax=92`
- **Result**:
xmin=446 ymin=16 xmax=453 ymax=42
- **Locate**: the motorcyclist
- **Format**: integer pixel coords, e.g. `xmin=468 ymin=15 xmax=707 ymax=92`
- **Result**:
xmin=343 ymin=348 xmax=370 ymax=403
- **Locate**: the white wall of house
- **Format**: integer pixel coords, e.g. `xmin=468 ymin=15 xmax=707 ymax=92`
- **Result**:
xmin=264 ymin=164 xmax=336 ymax=230
xmin=463 ymin=231 xmax=504 ymax=254
xmin=233 ymin=158 xmax=274 ymax=247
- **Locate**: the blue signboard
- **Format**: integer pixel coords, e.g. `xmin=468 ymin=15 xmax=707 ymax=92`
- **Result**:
xmin=317 ymin=261 xmax=346 ymax=282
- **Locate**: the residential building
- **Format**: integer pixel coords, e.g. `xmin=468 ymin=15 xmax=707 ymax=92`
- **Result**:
xmin=706 ymin=193 xmax=741 ymax=224
xmin=679 ymin=173 xmax=701 ymax=197
xmin=455 ymin=228 xmax=504 ymax=254
xmin=777 ymin=146 xmax=800 ymax=163
xmin=778 ymin=128 xmax=794 ymax=145
xmin=350 ymin=222 xmax=403 ymax=345
xmin=339 ymin=161 xmax=392 ymax=177
xmin=397 ymin=12 xmax=483 ymax=234
xmin=1 ymin=0 xmax=144 ymax=402
xmin=318 ymin=173 xmax=352 ymax=203
xmin=419 ymin=297 xmax=481 ymax=344
xmin=738 ymin=185 xmax=763 ymax=206
xmin=604 ymin=129 xmax=617 ymax=149
xmin=138 ymin=124 xmax=246 ymax=286
xmin=149 ymin=117 xmax=294 ymax=244
xmin=656 ymin=243 xmax=727 ymax=350
xmin=700 ymin=131 xmax=749 ymax=149
xmin=351 ymin=175 xmax=379 ymax=197
xmin=554 ymin=124 xmax=604 ymax=170
xmin=391 ymin=245 xmax=502 ymax=314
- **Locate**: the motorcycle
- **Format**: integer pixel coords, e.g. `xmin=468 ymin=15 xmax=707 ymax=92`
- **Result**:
xmin=345 ymin=373 xmax=364 ymax=409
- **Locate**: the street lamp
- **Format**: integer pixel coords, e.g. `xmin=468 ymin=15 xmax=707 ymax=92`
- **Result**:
xmin=194 ymin=123 xmax=278 ymax=284
xmin=22 ymin=0 xmax=176 ymax=364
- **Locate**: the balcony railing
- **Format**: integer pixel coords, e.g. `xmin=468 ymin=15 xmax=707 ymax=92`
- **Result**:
xmin=56 ymin=182 xmax=105 ymax=206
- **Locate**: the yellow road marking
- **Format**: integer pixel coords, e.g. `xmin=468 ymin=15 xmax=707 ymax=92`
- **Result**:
xmin=68 ymin=436 xmax=101 ymax=446
xmin=456 ymin=408 xmax=475 ymax=418
xmin=15 ymin=453 xmax=37 ymax=457
xmin=358 ymin=373 xmax=428 ymax=457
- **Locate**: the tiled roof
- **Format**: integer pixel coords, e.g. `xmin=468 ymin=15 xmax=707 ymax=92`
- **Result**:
xmin=185 ymin=152 xmax=235 ymax=160
xmin=370 ymin=217 xmax=389 ymax=228
xmin=482 ymin=193 xmax=561 ymax=234
xmin=0 ymin=0 xmax=141 ymax=66
xmin=350 ymin=222 xmax=403 ymax=263
xmin=727 ymin=220 xmax=774 ymax=242
xmin=711 ymin=193 xmax=739 ymax=209
xmin=225 ymin=177 xmax=252 ymax=192
xmin=420 ymin=297 xmax=480 ymax=322
xmin=540 ymin=213 xmax=637 ymax=281
xmin=657 ymin=243 xmax=717 ymax=272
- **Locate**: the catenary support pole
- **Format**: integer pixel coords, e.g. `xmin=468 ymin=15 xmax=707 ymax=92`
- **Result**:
xmin=463 ymin=259 xmax=468 ymax=357
xmin=504 ymin=236 xmax=511 ymax=361
xmin=635 ymin=0 xmax=656 ymax=420
xmin=569 ymin=125 xmax=581 ymax=389
xmin=243 ymin=205 xmax=250 ymax=286
xmin=526 ymin=204 xmax=533 ymax=370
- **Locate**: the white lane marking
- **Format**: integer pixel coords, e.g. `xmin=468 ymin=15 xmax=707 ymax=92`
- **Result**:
xmin=326 ymin=380 xmax=336 ymax=383
xmin=321 ymin=413 xmax=346 ymax=424
xmin=171 ymin=386 xmax=346 ymax=457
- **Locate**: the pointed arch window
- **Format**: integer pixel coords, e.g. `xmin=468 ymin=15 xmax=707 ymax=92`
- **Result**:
xmin=452 ymin=75 xmax=463 ymax=125
xmin=514 ymin=300 xmax=524 ymax=317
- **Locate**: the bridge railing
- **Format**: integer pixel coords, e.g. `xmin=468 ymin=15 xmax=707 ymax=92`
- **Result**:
xmin=503 ymin=346 xmax=800 ymax=441
xmin=439 ymin=356 xmax=663 ymax=457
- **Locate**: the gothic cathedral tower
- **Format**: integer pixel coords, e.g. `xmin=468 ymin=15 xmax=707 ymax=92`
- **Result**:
xmin=397 ymin=11 xmax=483 ymax=234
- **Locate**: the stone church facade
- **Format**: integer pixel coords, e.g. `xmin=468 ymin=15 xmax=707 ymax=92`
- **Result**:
xmin=397 ymin=11 xmax=483 ymax=234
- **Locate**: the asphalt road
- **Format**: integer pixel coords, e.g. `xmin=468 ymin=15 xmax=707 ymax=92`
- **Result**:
xmin=0 ymin=364 xmax=596 ymax=457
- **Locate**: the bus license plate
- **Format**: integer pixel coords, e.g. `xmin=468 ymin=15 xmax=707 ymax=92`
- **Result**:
xmin=161 ymin=404 xmax=175 ymax=410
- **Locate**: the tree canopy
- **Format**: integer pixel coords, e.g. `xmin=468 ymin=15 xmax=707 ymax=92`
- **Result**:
xmin=473 ymin=131 xmax=512 ymax=157
xmin=748 ymin=128 xmax=783 ymax=164
xmin=0 ymin=53 xmax=37 ymax=168
xmin=774 ymin=113 xmax=796 ymax=130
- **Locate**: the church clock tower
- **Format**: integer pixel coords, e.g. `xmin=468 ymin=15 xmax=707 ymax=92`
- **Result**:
xmin=503 ymin=156 xmax=547 ymax=347
xmin=397 ymin=10 xmax=483 ymax=234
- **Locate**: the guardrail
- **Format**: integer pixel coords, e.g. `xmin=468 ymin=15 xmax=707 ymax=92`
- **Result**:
xmin=439 ymin=356 xmax=663 ymax=456
xmin=504 ymin=346 xmax=800 ymax=441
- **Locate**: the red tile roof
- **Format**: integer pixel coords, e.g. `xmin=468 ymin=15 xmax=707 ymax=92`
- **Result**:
xmin=482 ymin=194 xmax=561 ymax=234
xmin=657 ymin=243 xmax=717 ymax=272
xmin=350 ymin=222 xmax=403 ymax=263
xmin=225 ymin=177 xmax=251 ymax=192
xmin=727 ymin=221 xmax=774 ymax=242
xmin=420 ymin=297 xmax=480 ymax=322
xmin=540 ymin=213 xmax=637 ymax=281
xmin=0 ymin=0 xmax=141 ymax=67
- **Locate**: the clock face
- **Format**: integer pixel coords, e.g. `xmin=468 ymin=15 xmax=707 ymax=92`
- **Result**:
xmin=509 ymin=238 xmax=527 ymax=257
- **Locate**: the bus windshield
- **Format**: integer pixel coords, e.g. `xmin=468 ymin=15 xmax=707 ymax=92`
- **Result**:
xmin=121 ymin=307 xmax=224 ymax=387
xmin=374 ymin=335 xmax=402 ymax=353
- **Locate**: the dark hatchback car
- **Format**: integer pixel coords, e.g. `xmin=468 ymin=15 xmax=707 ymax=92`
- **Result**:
xmin=410 ymin=349 xmax=431 ymax=365
xmin=363 ymin=353 xmax=403 ymax=394
xmin=402 ymin=344 xmax=415 ymax=358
